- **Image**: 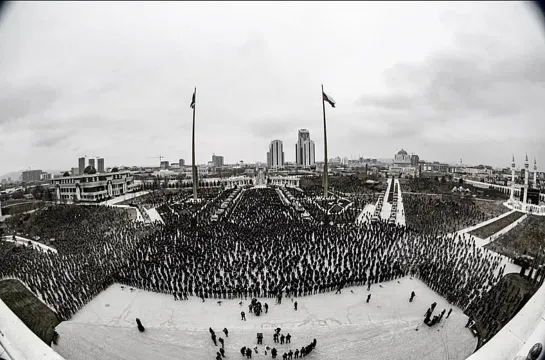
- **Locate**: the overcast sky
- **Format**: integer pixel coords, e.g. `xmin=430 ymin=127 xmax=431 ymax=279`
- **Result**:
xmin=1 ymin=1 xmax=545 ymax=174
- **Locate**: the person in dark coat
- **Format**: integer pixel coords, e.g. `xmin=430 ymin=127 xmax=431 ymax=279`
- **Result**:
xmin=241 ymin=311 xmax=246 ymax=321
xmin=136 ymin=318 xmax=145 ymax=332
xmin=223 ymin=327 xmax=228 ymax=337
xmin=219 ymin=348 xmax=225 ymax=357
xmin=271 ymin=348 xmax=278 ymax=359
xmin=219 ymin=337 xmax=224 ymax=348
xmin=294 ymin=349 xmax=299 ymax=359
xmin=366 ymin=294 xmax=371 ymax=303
xmin=447 ymin=308 xmax=453 ymax=318
xmin=241 ymin=346 xmax=247 ymax=356
xmin=294 ymin=301 xmax=298 ymax=311
xmin=211 ymin=333 xmax=217 ymax=346
xmin=264 ymin=303 xmax=269 ymax=313
xmin=409 ymin=291 xmax=415 ymax=302
xmin=245 ymin=347 xmax=252 ymax=358
xmin=280 ymin=334 xmax=285 ymax=344
xmin=286 ymin=333 xmax=291 ymax=343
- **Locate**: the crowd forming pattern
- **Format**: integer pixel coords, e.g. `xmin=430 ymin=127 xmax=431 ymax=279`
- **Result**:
xmin=0 ymin=183 xmax=510 ymax=331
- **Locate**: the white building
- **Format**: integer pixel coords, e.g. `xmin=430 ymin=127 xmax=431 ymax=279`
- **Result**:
xmin=393 ymin=149 xmax=412 ymax=167
xmin=295 ymin=129 xmax=315 ymax=168
xmin=267 ymin=140 xmax=285 ymax=168
xmin=50 ymin=167 xmax=138 ymax=202
xmin=302 ymin=139 xmax=316 ymax=168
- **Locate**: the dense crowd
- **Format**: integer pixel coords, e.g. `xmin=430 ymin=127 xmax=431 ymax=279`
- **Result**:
xmin=1 ymin=206 xmax=158 ymax=320
xmin=299 ymin=175 xmax=376 ymax=197
xmin=0 ymin=183 xmax=516 ymax=348
xmin=403 ymin=194 xmax=492 ymax=234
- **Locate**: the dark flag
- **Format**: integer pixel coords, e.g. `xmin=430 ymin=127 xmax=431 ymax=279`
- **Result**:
xmin=190 ymin=90 xmax=196 ymax=109
xmin=322 ymin=92 xmax=336 ymax=108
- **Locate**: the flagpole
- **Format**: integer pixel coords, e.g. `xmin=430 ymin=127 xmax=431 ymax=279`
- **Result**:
xmin=322 ymin=84 xmax=329 ymax=201
xmin=192 ymin=87 xmax=198 ymax=201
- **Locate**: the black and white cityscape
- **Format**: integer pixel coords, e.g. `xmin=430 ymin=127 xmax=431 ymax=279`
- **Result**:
xmin=1 ymin=2 xmax=545 ymax=360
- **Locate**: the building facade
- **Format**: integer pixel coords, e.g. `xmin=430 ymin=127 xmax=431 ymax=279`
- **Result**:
xmin=97 ymin=158 xmax=105 ymax=173
xmin=50 ymin=170 xmax=137 ymax=202
xmin=179 ymin=159 xmax=185 ymax=167
xmin=295 ymin=129 xmax=315 ymax=168
xmin=212 ymin=155 xmax=224 ymax=168
xmin=78 ymin=157 xmax=85 ymax=175
xmin=88 ymin=158 xmax=95 ymax=168
xmin=267 ymin=140 xmax=285 ymax=168
xmin=22 ymin=170 xmax=43 ymax=183
xmin=160 ymin=161 xmax=169 ymax=170
xmin=394 ymin=149 xmax=412 ymax=167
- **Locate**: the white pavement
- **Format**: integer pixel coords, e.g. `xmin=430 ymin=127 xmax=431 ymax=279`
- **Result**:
xmin=2 ymin=235 xmax=58 ymax=254
xmin=145 ymin=207 xmax=164 ymax=224
xmin=451 ymin=209 xmax=525 ymax=276
xmin=54 ymin=278 xmax=476 ymax=360
xmin=356 ymin=204 xmax=375 ymax=224
xmin=379 ymin=178 xmax=393 ymax=221
xmin=394 ymin=179 xmax=406 ymax=226
xmin=100 ymin=191 xmax=149 ymax=206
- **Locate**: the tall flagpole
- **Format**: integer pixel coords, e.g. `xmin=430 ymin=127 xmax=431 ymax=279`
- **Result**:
xmin=192 ymin=87 xmax=198 ymax=201
xmin=322 ymin=84 xmax=329 ymax=200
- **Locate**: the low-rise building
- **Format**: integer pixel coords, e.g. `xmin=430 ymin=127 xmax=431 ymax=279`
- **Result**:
xmin=50 ymin=166 xmax=138 ymax=202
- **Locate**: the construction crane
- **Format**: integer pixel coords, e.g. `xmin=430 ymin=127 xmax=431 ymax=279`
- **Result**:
xmin=147 ymin=156 xmax=164 ymax=167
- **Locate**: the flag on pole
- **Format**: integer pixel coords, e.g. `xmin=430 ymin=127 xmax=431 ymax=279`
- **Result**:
xmin=190 ymin=90 xmax=196 ymax=109
xmin=323 ymin=92 xmax=336 ymax=108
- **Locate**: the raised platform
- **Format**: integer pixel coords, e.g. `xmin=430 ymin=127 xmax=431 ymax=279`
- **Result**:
xmin=504 ymin=198 xmax=545 ymax=216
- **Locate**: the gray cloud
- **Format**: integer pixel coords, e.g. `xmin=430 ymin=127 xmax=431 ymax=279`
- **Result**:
xmin=0 ymin=1 xmax=544 ymax=173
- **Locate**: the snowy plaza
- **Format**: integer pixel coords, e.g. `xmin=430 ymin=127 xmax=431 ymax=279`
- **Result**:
xmin=53 ymin=278 xmax=476 ymax=360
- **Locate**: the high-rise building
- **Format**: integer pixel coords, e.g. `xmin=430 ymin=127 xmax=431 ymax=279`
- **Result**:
xmin=411 ymin=154 xmax=420 ymax=167
xmin=89 ymin=158 xmax=96 ymax=168
xmin=295 ymin=129 xmax=315 ymax=168
xmin=22 ymin=170 xmax=43 ymax=183
xmin=160 ymin=161 xmax=169 ymax=170
xmin=179 ymin=159 xmax=185 ymax=167
xmin=78 ymin=157 xmax=86 ymax=175
xmin=302 ymin=139 xmax=315 ymax=168
xmin=71 ymin=167 xmax=79 ymax=176
xmin=97 ymin=158 xmax=105 ymax=173
xmin=212 ymin=155 xmax=224 ymax=168
xmin=267 ymin=140 xmax=285 ymax=168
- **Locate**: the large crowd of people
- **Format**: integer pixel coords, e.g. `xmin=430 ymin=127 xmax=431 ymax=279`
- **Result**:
xmin=0 ymin=179 xmax=524 ymax=348
xmin=403 ymin=194 xmax=493 ymax=235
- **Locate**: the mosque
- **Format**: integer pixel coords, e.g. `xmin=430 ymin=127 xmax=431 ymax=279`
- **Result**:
xmin=505 ymin=154 xmax=545 ymax=215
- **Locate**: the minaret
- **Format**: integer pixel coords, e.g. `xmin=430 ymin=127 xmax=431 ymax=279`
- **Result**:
xmin=533 ymin=158 xmax=538 ymax=186
xmin=523 ymin=153 xmax=529 ymax=211
xmin=511 ymin=155 xmax=516 ymax=200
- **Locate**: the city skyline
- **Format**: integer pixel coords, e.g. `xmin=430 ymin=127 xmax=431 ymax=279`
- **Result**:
xmin=1 ymin=2 xmax=544 ymax=175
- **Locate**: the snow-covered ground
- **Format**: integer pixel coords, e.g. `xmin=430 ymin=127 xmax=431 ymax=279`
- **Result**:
xmin=394 ymin=179 xmax=406 ymax=226
xmin=2 ymin=235 xmax=57 ymax=254
xmin=0 ymin=298 xmax=65 ymax=360
xmin=145 ymin=207 xmax=164 ymax=224
xmin=53 ymin=278 xmax=476 ymax=360
xmin=100 ymin=191 xmax=149 ymax=206
xmin=356 ymin=203 xmax=375 ymax=224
